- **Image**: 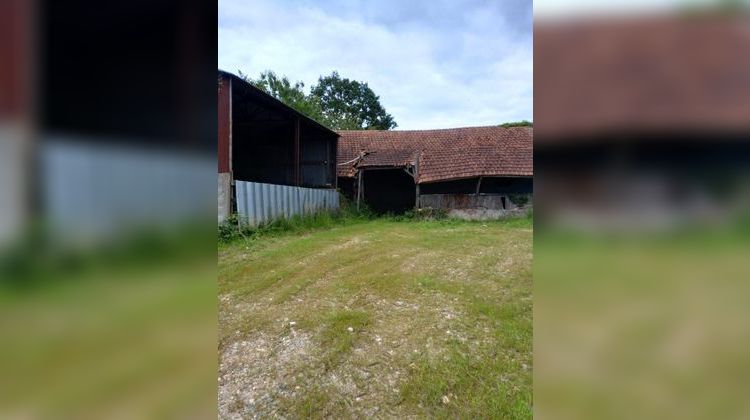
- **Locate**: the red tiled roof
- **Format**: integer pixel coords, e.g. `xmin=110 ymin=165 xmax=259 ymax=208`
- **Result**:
xmin=337 ymin=126 xmax=533 ymax=183
xmin=535 ymin=15 xmax=750 ymax=141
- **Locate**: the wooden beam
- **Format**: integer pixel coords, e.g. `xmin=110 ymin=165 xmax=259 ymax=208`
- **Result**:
xmin=475 ymin=176 xmax=483 ymax=196
xmin=356 ymin=169 xmax=363 ymax=210
xmin=414 ymin=155 xmax=421 ymax=209
xmin=294 ymin=117 xmax=300 ymax=186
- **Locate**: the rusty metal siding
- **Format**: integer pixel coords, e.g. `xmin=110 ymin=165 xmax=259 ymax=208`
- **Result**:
xmin=0 ymin=0 xmax=31 ymax=120
xmin=235 ymin=181 xmax=339 ymax=226
xmin=217 ymin=75 xmax=231 ymax=173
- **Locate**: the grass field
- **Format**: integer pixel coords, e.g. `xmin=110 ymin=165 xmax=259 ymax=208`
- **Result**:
xmin=218 ymin=216 xmax=533 ymax=418
xmin=0 ymin=231 xmax=217 ymax=419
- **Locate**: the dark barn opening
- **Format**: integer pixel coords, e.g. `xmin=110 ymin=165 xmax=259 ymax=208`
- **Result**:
xmin=419 ymin=177 xmax=533 ymax=195
xmin=226 ymin=72 xmax=337 ymax=188
xmin=362 ymin=169 xmax=415 ymax=213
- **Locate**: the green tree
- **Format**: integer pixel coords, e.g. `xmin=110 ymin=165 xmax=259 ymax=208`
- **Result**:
xmin=310 ymin=72 xmax=397 ymax=130
xmin=239 ymin=70 xmax=325 ymax=122
xmin=238 ymin=70 xmax=397 ymax=131
xmin=500 ymin=120 xmax=533 ymax=128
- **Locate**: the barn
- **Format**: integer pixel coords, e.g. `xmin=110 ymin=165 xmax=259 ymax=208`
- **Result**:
xmin=337 ymin=126 xmax=533 ymax=216
xmin=218 ymin=70 xmax=339 ymax=224
xmin=535 ymin=16 xmax=750 ymax=228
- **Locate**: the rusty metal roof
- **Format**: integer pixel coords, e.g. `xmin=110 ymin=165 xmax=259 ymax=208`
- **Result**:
xmin=338 ymin=126 xmax=533 ymax=183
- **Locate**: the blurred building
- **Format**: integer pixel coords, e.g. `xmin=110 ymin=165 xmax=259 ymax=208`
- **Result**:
xmin=217 ymin=71 xmax=340 ymax=225
xmin=535 ymin=15 xmax=750 ymax=229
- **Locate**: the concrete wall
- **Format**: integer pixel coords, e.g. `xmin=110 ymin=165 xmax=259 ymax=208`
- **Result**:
xmin=0 ymin=127 xmax=26 ymax=246
xmin=218 ymin=173 xmax=231 ymax=223
xmin=420 ymin=193 xmax=532 ymax=220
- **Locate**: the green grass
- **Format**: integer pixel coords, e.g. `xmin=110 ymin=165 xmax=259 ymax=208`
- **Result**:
xmin=320 ymin=310 xmax=372 ymax=369
xmin=535 ymin=227 xmax=750 ymax=420
xmin=0 ymin=228 xmax=217 ymax=419
xmin=219 ymin=215 xmax=532 ymax=418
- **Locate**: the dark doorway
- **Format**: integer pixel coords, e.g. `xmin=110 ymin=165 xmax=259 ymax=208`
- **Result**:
xmin=362 ymin=169 xmax=415 ymax=213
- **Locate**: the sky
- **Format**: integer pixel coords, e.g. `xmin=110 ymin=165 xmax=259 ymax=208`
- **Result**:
xmin=218 ymin=0 xmax=532 ymax=130
xmin=536 ymin=0 xmax=723 ymax=16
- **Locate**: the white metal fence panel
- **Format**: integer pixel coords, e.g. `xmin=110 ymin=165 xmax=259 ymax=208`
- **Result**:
xmin=235 ymin=181 xmax=339 ymax=226
xmin=42 ymin=139 xmax=215 ymax=239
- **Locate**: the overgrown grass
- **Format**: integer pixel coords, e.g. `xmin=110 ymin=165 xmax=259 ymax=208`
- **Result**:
xmin=219 ymin=194 xmax=532 ymax=245
xmin=219 ymin=215 xmax=532 ymax=418
xmin=218 ymin=197 xmax=374 ymax=243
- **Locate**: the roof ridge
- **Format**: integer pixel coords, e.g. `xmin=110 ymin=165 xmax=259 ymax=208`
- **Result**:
xmin=337 ymin=125 xmax=531 ymax=134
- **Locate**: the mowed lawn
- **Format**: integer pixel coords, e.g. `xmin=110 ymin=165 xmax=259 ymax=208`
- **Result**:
xmin=218 ymin=217 xmax=532 ymax=418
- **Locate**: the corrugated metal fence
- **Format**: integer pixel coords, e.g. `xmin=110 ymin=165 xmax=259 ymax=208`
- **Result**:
xmin=235 ymin=181 xmax=339 ymax=226
xmin=42 ymin=139 xmax=215 ymax=239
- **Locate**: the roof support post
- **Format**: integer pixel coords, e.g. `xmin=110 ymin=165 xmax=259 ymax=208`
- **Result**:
xmin=475 ymin=176 xmax=483 ymax=196
xmin=294 ymin=117 xmax=301 ymax=186
xmin=356 ymin=169 xmax=364 ymax=210
xmin=414 ymin=154 xmax=421 ymax=209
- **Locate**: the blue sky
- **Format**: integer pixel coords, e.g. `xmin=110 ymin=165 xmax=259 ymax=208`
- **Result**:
xmin=218 ymin=0 xmax=532 ymax=130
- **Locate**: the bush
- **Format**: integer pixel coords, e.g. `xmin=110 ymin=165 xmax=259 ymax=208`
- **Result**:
xmin=217 ymin=194 xmax=375 ymax=244
xmin=508 ymin=193 xmax=530 ymax=208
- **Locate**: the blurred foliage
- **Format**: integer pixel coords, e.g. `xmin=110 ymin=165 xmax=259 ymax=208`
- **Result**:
xmin=0 ymin=223 xmax=216 ymax=418
xmin=535 ymin=213 xmax=750 ymax=419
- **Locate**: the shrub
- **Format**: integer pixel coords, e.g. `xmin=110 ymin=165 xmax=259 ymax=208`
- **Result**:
xmin=508 ymin=193 xmax=530 ymax=208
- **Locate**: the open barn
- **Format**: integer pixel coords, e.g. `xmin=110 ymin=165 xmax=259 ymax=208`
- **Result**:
xmin=218 ymin=70 xmax=339 ymax=224
xmin=337 ymin=126 xmax=533 ymax=216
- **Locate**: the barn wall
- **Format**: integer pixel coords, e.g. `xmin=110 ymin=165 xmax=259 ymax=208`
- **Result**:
xmin=421 ymin=194 xmax=506 ymax=210
xmin=235 ymin=180 xmax=339 ymax=226
xmin=43 ymin=140 xmax=215 ymax=239
xmin=420 ymin=193 xmax=531 ymax=220
xmin=218 ymin=75 xmax=231 ymax=173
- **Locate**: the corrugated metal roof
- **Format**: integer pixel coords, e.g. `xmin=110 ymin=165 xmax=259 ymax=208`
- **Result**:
xmin=218 ymin=69 xmax=339 ymax=138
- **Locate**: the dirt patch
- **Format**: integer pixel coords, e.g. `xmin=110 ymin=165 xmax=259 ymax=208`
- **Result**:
xmin=218 ymin=332 xmax=312 ymax=419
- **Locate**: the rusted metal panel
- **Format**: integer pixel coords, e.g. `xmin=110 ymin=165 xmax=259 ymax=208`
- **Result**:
xmin=0 ymin=0 xmax=32 ymax=121
xmin=235 ymin=181 xmax=339 ymax=226
xmin=217 ymin=75 xmax=231 ymax=173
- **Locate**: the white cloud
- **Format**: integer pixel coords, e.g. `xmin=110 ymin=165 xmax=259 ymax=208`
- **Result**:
xmin=219 ymin=0 xmax=532 ymax=129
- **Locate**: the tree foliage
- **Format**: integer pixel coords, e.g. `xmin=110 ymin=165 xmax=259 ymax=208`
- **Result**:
xmin=238 ymin=69 xmax=397 ymax=131
xmin=311 ymin=72 xmax=397 ymax=130
xmin=500 ymin=120 xmax=533 ymax=128
xmin=238 ymin=70 xmax=325 ymax=122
